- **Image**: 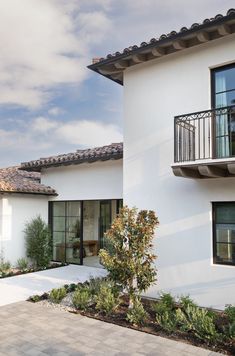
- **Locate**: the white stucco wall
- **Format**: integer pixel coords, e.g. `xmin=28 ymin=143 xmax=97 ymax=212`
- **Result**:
xmin=123 ymin=35 xmax=235 ymax=309
xmin=0 ymin=194 xmax=49 ymax=265
xmin=41 ymin=159 xmax=123 ymax=201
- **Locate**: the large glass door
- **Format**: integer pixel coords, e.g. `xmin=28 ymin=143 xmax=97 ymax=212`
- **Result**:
xmin=99 ymin=200 xmax=112 ymax=249
xmin=50 ymin=201 xmax=82 ymax=264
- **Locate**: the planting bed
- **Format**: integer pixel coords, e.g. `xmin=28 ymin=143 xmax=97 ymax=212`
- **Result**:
xmin=28 ymin=282 xmax=235 ymax=355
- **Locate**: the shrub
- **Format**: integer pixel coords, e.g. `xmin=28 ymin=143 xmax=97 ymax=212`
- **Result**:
xmin=88 ymin=277 xmax=107 ymax=296
xmin=65 ymin=283 xmax=77 ymax=293
xmin=49 ymin=287 xmax=66 ymax=303
xmin=17 ymin=258 xmax=29 ymax=272
xmin=99 ymin=207 xmax=159 ymax=307
xmin=0 ymin=258 xmax=11 ymax=277
xmin=224 ymin=304 xmax=235 ymax=323
xmin=95 ymin=285 xmax=119 ymax=315
xmin=159 ymin=293 xmax=176 ymax=310
xmin=179 ymin=295 xmax=197 ymax=310
xmin=224 ymin=305 xmax=235 ymax=339
xmin=72 ymin=287 xmax=90 ymax=310
xmin=156 ymin=310 xmax=178 ymax=333
xmin=176 ymin=304 xmax=221 ymax=343
xmin=24 ymin=216 xmax=52 ymax=268
xmin=126 ymin=298 xmax=148 ymax=326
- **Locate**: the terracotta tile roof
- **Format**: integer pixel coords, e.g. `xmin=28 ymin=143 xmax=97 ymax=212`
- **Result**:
xmin=0 ymin=166 xmax=57 ymax=195
xmin=88 ymin=8 xmax=235 ymax=84
xmin=21 ymin=142 xmax=123 ymax=172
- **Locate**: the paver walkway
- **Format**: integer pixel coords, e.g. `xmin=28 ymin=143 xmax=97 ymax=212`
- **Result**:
xmin=0 ymin=301 xmax=222 ymax=356
xmin=0 ymin=265 xmax=106 ymax=306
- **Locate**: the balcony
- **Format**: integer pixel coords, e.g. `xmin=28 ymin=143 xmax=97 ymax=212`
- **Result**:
xmin=172 ymin=106 xmax=235 ymax=178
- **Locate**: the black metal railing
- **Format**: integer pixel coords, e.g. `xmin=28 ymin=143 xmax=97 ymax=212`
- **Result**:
xmin=174 ymin=105 xmax=235 ymax=163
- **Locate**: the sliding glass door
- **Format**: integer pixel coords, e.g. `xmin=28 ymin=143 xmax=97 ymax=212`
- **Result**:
xmin=50 ymin=201 xmax=82 ymax=264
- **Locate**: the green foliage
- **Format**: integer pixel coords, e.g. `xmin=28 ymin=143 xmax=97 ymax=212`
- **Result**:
xmin=88 ymin=277 xmax=107 ymax=296
xmin=49 ymin=287 xmax=66 ymax=303
xmin=72 ymin=286 xmax=91 ymax=310
xmin=95 ymin=285 xmax=119 ymax=315
xmin=156 ymin=309 xmax=178 ymax=332
xmin=0 ymin=251 xmax=11 ymax=277
xmin=176 ymin=305 xmax=221 ymax=342
xmin=223 ymin=305 xmax=235 ymax=339
xmin=99 ymin=206 xmax=159 ymax=306
xmin=126 ymin=298 xmax=148 ymax=326
xmin=17 ymin=258 xmax=29 ymax=272
xmin=224 ymin=304 xmax=235 ymax=323
xmin=24 ymin=216 xmax=52 ymax=268
xmin=29 ymin=295 xmax=41 ymax=303
xmin=154 ymin=298 xmax=178 ymax=332
xmin=179 ymin=295 xmax=197 ymax=310
xmin=65 ymin=283 xmax=77 ymax=293
xmin=159 ymin=293 xmax=176 ymax=310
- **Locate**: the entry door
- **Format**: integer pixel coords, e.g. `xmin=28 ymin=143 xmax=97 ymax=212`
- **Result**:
xmin=99 ymin=200 xmax=111 ymax=249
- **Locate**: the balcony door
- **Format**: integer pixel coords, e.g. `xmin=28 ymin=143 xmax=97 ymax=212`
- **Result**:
xmin=212 ymin=64 xmax=235 ymax=158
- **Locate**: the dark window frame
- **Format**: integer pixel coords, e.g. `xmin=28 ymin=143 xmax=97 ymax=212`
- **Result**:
xmin=212 ymin=202 xmax=235 ymax=266
xmin=211 ymin=62 xmax=235 ymax=109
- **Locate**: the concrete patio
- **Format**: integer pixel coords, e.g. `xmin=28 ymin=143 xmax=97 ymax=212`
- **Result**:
xmin=0 ymin=301 xmax=223 ymax=356
xmin=0 ymin=265 xmax=106 ymax=306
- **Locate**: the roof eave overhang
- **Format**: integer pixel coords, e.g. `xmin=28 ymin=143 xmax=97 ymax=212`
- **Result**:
xmin=87 ymin=12 xmax=235 ymax=85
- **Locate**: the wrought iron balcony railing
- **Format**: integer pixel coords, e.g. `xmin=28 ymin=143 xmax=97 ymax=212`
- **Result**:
xmin=174 ymin=105 xmax=235 ymax=163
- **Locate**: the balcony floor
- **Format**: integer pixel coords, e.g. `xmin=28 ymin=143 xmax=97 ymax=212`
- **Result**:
xmin=172 ymin=158 xmax=235 ymax=178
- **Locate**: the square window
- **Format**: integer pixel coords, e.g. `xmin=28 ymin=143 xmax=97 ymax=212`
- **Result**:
xmin=213 ymin=203 xmax=235 ymax=265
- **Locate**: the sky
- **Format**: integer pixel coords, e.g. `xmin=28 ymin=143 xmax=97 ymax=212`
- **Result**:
xmin=1 ymin=0 xmax=235 ymax=167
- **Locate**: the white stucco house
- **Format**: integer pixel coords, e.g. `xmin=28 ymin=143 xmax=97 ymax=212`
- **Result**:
xmin=2 ymin=8 xmax=235 ymax=310
xmin=0 ymin=143 xmax=123 ymax=268
xmin=88 ymin=9 xmax=235 ymax=309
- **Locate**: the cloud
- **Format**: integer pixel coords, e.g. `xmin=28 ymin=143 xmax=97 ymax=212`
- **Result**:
xmin=0 ymin=0 xmax=112 ymax=109
xmin=55 ymin=120 xmax=122 ymax=146
xmin=0 ymin=116 xmax=122 ymax=166
xmin=48 ymin=107 xmax=65 ymax=116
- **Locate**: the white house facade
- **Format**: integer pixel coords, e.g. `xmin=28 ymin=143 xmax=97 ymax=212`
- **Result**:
xmin=21 ymin=143 xmax=123 ymax=268
xmin=88 ymin=9 xmax=235 ymax=309
xmin=0 ymin=167 xmax=55 ymax=265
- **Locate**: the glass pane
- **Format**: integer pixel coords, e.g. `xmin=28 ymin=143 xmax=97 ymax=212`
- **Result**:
xmin=215 ymin=67 xmax=235 ymax=93
xmin=53 ymin=217 xmax=66 ymax=232
xmin=216 ymin=243 xmax=235 ymax=264
xmin=53 ymin=232 xmax=65 ymax=262
xmin=53 ymin=202 xmax=65 ymax=217
xmin=67 ymin=201 xmax=81 ymax=217
xmin=216 ymin=204 xmax=235 ymax=223
xmin=215 ymin=91 xmax=235 ymax=108
xmin=66 ymin=217 xmax=81 ymax=235
xmin=216 ymin=225 xmax=235 ymax=243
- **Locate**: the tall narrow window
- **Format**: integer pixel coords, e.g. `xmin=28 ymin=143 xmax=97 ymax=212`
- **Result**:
xmin=212 ymin=64 xmax=235 ymax=158
xmin=213 ymin=202 xmax=235 ymax=266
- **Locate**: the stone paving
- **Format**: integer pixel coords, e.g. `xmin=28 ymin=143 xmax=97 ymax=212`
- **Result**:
xmin=0 ymin=301 xmax=223 ymax=356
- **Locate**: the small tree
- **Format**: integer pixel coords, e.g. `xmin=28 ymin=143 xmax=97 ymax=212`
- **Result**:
xmin=99 ymin=206 xmax=159 ymax=307
xmin=24 ymin=216 xmax=52 ymax=268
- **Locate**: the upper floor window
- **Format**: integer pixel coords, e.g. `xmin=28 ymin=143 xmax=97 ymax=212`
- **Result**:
xmin=213 ymin=202 xmax=235 ymax=266
xmin=212 ymin=64 xmax=235 ymax=108
xmin=212 ymin=64 xmax=235 ymax=158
